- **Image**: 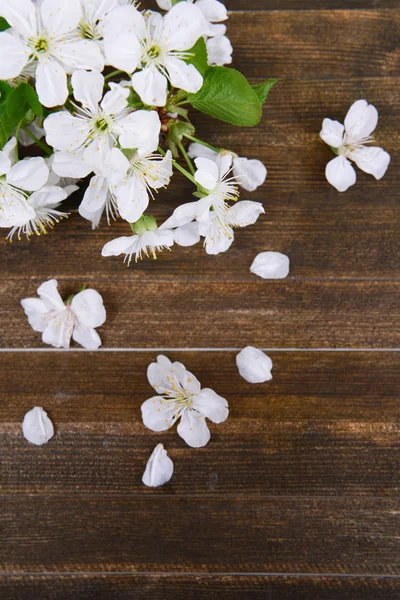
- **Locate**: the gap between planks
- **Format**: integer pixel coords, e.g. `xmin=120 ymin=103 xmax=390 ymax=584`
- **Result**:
xmin=1 ymin=348 xmax=400 ymax=352
xmin=0 ymin=572 xmax=399 ymax=578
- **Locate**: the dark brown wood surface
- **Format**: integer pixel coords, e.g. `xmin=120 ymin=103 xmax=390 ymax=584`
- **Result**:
xmin=0 ymin=1 xmax=399 ymax=598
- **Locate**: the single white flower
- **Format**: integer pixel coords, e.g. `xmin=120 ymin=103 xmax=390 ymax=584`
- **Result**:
xmin=141 ymin=355 xmax=229 ymax=448
xmin=250 ymin=252 xmax=290 ymax=280
xmin=206 ymin=35 xmax=232 ymax=66
xmin=21 ymin=279 xmax=106 ymax=349
xmin=320 ymin=99 xmax=391 ymax=192
xmin=7 ymin=185 xmax=69 ymax=241
xmin=22 ymin=406 xmax=54 ymax=446
xmin=103 ymin=2 xmax=208 ymax=106
xmin=45 ymin=70 xmax=162 ymax=177
xmin=102 ymin=224 xmax=174 ymax=265
xmin=236 ymin=347 xmax=273 ymax=384
xmin=142 ymin=443 xmax=174 ymax=487
xmin=0 ymin=0 xmax=104 ymax=107
xmin=0 ymin=138 xmax=49 ymax=228
xmin=188 ymin=143 xmax=267 ymax=192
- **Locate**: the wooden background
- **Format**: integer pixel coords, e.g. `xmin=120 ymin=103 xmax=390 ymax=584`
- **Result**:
xmin=0 ymin=1 xmax=399 ymax=598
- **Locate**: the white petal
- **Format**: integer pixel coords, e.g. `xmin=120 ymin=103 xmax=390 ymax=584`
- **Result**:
xmin=350 ymin=146 xmax=391 ymax=180
xmin=250 ymin=251 xmax=290 ymax=280
xmin=104 ymin=31 xmax=141 ymax=73
xmin=0 ymin=32 xmax=29 ymax=80
xmin=42 ymin=310 xmax=74 ymax=348
xmin=201 ymin=217 xmax=234 ymax=255
xmin=236 ymin=347 xmax=273 ymax=384
xmin=40 ymin=0 xmax=81 ymax=35
xmin=0 ymin=0 xmax=37 ymax=37
xmin=216 ymin=151 xmax=232 ymax=179
xmin=109 ymin=147 xmax=130 ymax=177
xmin=52 ymin=151 xmax=94 ymax=179
xmin=72 ymin=324 xmax=102 ymax=350
xmin=188 ymin=143 xmax=218 ymax=161
xmin=141 ymin=396 xmax=178 ymax=432
xmin=163 ymin=2 xmax=208 ymax=51
xmin=37 ymin=279 xmax=65 ymax=311
xmin=117 ymin=110 xmax=161 ymax=156
xmin=29 ymin=186 xmax=68 ymax=208
xmin=54 ymin=40 xmax=104 ymax=72
xmin=71 ymin=289 xmax=106 ymax=329
xmin=101 ymin=235 xmax=135 ymax=257
xmin=319 ymin=118 xmax=345 ymax=148
xmin=145 ymin=151 xmax=173 ymax=189
xmin=160 ymin=202 xmax=198 ymax=230
xmin=35 ymin=60 xmax=68 ymax=108
xmin=156 ymin=0 xmax=172 ymax=9
xmin=233 ymin=157 xmax=267 ymax=192
xmin=194 ymin=157 xmax=219 ymax=191
xmin=21 ymin=298 xmax=48 ymax=333
xmin=22 ymin=407 xmax=54 ymax=446
xmin=103 ymin=4 xmax=146 ymax=40
xmin=71 ymin=70 xmax=104 ymax=113
xmin=147 ymin=355 xmax=180 ymax=394
xmin=206 ymin=35 xmax=232 ymax=66
xmin=0 ymin=188 xmax=35 ymax=227
xmin=44 ymin=112 xmax=91 ymax=152
xmin=115 ymin=174 xmax=149 ymax=223
xmin=142 ymin=444 xmax=174 ymax=488
xmin=6 ymin=157 xmax=49 ymax=192
xmin=177 ymin=410 xmax=211 ymax=448
xmin=82 ymin=137 xmax=111 ymax=175
xmin=164 ymin=57 xmax=203 ymax=94
xmin=227 ymin=201 xmax=265 ymax=227
xmin=192 ymin=388 xmax=229 ymax=423
xmin=132 ymin=67 xmax=168 ymax=107
xmin=0 ymin=138 xmax=16 ymax=176
xmin=325 ymin=155 xmax=356 ymax=192
xmin=344 ymin=99 xmax=378 ymax=140
xmin=197 ymin=0 xmax=228 ymax=22
xmin=173 ymin=222 xmax=200 ymax=246
xmin=100 ymin=82 xmax=130 ymax=114
xmin=79 ymin=175 xmax=109 ymax=227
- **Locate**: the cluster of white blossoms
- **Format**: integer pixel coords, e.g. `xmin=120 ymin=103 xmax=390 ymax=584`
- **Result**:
xmin=0 ymin=0 xmax=271 ymax=261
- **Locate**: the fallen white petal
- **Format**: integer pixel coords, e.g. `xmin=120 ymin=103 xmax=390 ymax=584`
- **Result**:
xmin=250 ymin=252 xmax=290 ymax=279
xmin=142 ymin=444 xmax=174 ymax=488
xmin=236 ymin=347 xmax=273 ymax=384
xmin=22 ymin=407 xmax=54 ymax=446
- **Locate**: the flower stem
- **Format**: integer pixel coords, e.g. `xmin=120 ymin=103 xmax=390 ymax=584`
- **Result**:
xmin=104 ymin=69 xmax=125 ymax=81
xmin=182 ymin=134 xmax=221 ymax=153
xmin=158 ymin=146 xmax=197 ymax=185
xmin=22 ymin=126 xmax=53 ymax=156
xmin=178 ymin=141 xmax=195 ymax=175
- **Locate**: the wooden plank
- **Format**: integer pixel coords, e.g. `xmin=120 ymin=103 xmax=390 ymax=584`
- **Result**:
xmin=0 ymin=574 xmax=399 ymax=600
xmin=1 ymin=279 xmax=399 ymax=348
xmin=1 ymin=497 xmax=399 ymax=573
xmin=148 ymin=1 xmax=400 ymax=12
xmin=0 ymin=352 xmax=398 ymax=496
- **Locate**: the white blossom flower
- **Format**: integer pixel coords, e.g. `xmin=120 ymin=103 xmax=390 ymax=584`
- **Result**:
xmin=45 ymin=70 xmax=162 ymax=178
xmin=7 ymin=185 xmax=69 ymax=241
xmin=103 ymin=2 xmax=208 ymax=106
xmin=0 ymin=138 xmax=49 ymax=228
xmin=206 ymin=34 xmax=232 ymax=66
xmin=141 ymin=355 xmax=229 ymax=448
xmin=142 ymin=443 xmax=174 ymax=487
xmin=236 ymin=347 xmax=273 ymax=384
xmin=320 ymin=99 xmax=391 ymax=192
xmin=77 ymin=0 xmax=125 ymax=44
xmin=22 ymin=406 xmax=54 ymax=446
xmin=0 ymin=0 xmax=104 ymax=107
xmin=102 ymin=224 xmax=174 ymax=265
xmin=161 ymin=153 xmax=265 ymax=254
xmin=250 ymin=252 xmax=290 ymax=280
xmin=21 ymin=279 xmax=106 ymax=349
xmin=188 ymin=143 xmax=267 ymax=191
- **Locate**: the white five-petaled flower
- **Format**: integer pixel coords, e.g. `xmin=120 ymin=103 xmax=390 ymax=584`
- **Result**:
xmin=161 ymin=153 xmax=265 ymax=254
xmin=45 ymin=70 xmax=162 ymax=178
xmin=320 ymin=99 xmax=391 ymax=192
xmin=21 ymin=279 xmax=106 ymax=349
xmin=141 ymin=355 xmax=229 ymax=448
xmin=103 ymin=2 xmax=208 ymax=106
xmin=188 ymin=143 xmax=267 ymax=192
xmin=102 ymin=225 xmax=174 ymax=265
xmin=0 ymin=0 xmax=104 ymax=107
xmin=7 ymin=185 xmax=69 ymax=241
xmin=0 ymin=137 xmax=49 ymax=229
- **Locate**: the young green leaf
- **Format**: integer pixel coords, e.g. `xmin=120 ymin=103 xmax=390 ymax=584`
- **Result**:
xmin=171 ymin=0 xmax=184 ymax=5
xmin=0 ymin=17 xmax=10 ymax=31
xmin=0 ymin=81 xmax=13 ymax=113
xmin=7 ymin=83 xmax=43 ymax=121
xmin=184 ymin=37 xmax=208 ymax=77
xmin=252 ymin=79 xmax=277 ymax=105
xmin=187 ymin=67 xmax=262 ymax=127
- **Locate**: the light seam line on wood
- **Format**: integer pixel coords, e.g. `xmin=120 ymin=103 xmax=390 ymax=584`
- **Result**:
xmin=0 ymin=348 xmax=399 ymax=353
xmin=0 ymin=572 xmax=399 ymax=578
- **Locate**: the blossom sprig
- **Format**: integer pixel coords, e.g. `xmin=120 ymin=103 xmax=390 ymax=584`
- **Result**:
xmin=0 ymin=0 xmax=274 ymax=263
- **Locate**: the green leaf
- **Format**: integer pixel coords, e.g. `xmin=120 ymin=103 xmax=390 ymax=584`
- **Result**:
xmin=0 ymin=17 xmax=10 ymax=31
xmin=167 ymin=120 xmax=195 ymax=158
xmin=188 ymin=67 xmax=262 ymax=127
xmin=0 ymin=81 xmax=13 ymax=113
xmin=171 ymin=0 xmax=184 ymax=5
xmin=22 ymin=84 xmax=43 ymax=117
xmin=184 ymin=37 xmax=208 ymax=77
xmin=7 ymin=82 xmax=43 ymax=121
xmin=252 ymin=79 xmax=277 ymax=105
xmin=126 ymin=88 xmax=144 ymax=109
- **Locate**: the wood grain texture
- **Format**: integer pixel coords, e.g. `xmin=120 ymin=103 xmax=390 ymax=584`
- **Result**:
xmin=2 ymin=279 xmax=399 ymax=348
xmin=1 ymin=574 xmax=399 ymax=600
xmin=1 ymin=497 xmax=399 ymax=574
